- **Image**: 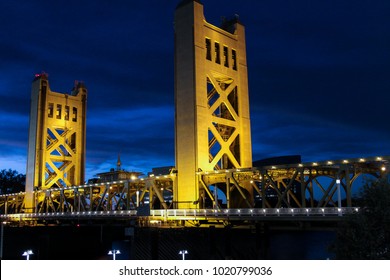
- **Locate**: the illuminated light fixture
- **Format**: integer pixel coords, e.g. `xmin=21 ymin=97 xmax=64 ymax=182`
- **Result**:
xmin=225 ymin=170 xmax=229 ymax=173
xmin=355 ymin=208 xmax=359 ymax=212
xmin=377 ymin=157 xmax=383 ymax=161
xmin=237 ymin=209 xmax=241 ymax=213
xmin=359 ymin=158 xmax=365 ymax=162
xmin=312 ymin=162 xmax=318 ymax=166
xmin=149 ymin=174 xmax=155 ymax=178
xmin=321 ymin=208 xmax=325 ymax=212
xmin=236 ymin=169 xmax=241 ymax=172
xmin=381 ymin=166 xmax=386 ymax=171
xmin=327 ymin=161 xmax=333 ymax=165
xmin=291 ymin=209 xmax=294 ymax=212
xmin=271 ymin=166 xmax=276 ymax=169
xmin=250 ymin=180 xmax=254 ymax=184
xmin=263 ymin=209 xmax=266 ymax=212
xmin=22 ymin=250 xmax=33 ymax=260
xmin=298 ymin=164 xmax=303 ymax=167
xmin=343 ymin=160 xmax=349 ymax=163
xmin=336 ymin=179 xmax=341 ymax=184
xmin=108 ymin=249 xmax=121 ymax=260
xmin=179 ymin=250 xmax=188 ymax=260
xmin=337 ymin=208 xmax=341 ymax=212
xmin=276 ymin=209 xmax=280 ymax=212
xmin=306 ymin=209 xmax=309 ymax=212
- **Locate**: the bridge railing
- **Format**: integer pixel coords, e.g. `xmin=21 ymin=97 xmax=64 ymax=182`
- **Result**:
xmin=0 ymin=207 xmax=359 ymax=224
xmin=150 ymin=207 xmax=359 ymax=219
xmin=0 ymin=210 xmax=138 ymax=220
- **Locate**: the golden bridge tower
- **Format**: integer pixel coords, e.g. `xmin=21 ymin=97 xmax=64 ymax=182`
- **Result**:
xmin=25 ymin=73 xmax=87 ymax=211
xmin=174 ymin=0 xmax=252 ymax=209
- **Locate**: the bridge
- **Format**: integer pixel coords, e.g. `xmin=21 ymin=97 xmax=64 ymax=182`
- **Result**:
xmin=0 ymin=1 xmax=389 ymax=231
xmin=1 ymin=155 xmax=388 ymax=227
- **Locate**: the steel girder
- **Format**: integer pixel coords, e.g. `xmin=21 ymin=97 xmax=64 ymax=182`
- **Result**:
xmin=197 ymin=156 xmax=389 ymax=210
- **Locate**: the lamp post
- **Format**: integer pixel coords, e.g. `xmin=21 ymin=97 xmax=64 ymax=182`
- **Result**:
xmin=22 ymin=250 xmax=33 ymax=260
xmin=179 ymin=250 xmax=188 ymax=260
xmin=336 ymin=178 xmax=342 ymax=216
xmin=0 ymin=221 xmax=5 ymax=260
xmin=108 ymin=249 xmax=121 ymax=260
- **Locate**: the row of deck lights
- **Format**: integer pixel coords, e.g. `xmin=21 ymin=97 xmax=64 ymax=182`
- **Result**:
xmin=153 ymin=207 xmax=359 ymax=216
xmin=0 ymin=210 xmax=137 ymax=218
xmin=194 ymin=156 xmax=388 ymax=175
xmin=30 ymin=175 xmax=174 ymax=194
xmin=1 ymin=208 xmax=359 ymax=220
xmin=0 ymin=192 xmax=25 ymax=198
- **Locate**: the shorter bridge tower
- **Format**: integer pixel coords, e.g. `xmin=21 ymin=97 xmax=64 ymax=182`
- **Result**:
xmin=25 ymin=74 xmax=87 ymax=211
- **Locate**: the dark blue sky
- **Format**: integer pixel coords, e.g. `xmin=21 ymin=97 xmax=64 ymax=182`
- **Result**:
xmin=0 ymin=0 xmax=389 ymax=180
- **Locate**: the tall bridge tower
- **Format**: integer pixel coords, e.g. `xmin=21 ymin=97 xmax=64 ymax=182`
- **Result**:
xmin=174 ymin=0 xmax=252 ymax=209
xmin=24 ymin=73 xmax=87 ymax=211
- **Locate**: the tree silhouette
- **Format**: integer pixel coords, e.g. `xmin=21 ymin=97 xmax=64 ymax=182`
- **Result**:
xmin=0 ymin=169 xmax=26 ymax=194
xmin=331 ymin=177 xmax=390 ymax=259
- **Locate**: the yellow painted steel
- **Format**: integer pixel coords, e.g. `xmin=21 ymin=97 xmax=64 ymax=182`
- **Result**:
xmin=174 ymin=1 xmax=252 ymax=209
xmin=24 ymin=74 xmax=87 ymax=211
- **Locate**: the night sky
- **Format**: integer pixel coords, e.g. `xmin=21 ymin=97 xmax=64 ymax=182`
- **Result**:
xmin=0 ymin=0 xmax=389 ymax=180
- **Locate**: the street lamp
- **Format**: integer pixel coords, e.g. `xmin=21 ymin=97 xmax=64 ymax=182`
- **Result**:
xmin=108 ymin=249 xmax=121 ymax=260
xmin=336 ymin=178 xmax=342 ymax=214
xmin=22 ymin=250 xmax=33 ymax=260
xmin=179 ymin=250 xmax=188 ymax=260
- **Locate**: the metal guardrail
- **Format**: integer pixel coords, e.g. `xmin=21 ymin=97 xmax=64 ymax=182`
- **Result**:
xmin=0 ymin=207 xmax=358 ymax=221
xmin=0 ymin=210 xmax=137 ymax=220
xmin=151 ymin=207 xmax=359 ymax=218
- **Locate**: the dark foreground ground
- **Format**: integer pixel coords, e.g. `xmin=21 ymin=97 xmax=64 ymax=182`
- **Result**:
xmin=1 ymin=222 xmax=336 ymax=260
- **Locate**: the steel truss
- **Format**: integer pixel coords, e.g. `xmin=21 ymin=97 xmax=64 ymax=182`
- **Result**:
xmin=197 ymin=156 xmax=389 ymax=209
xmin=0 ymin=156 xmax=388 ymax=226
